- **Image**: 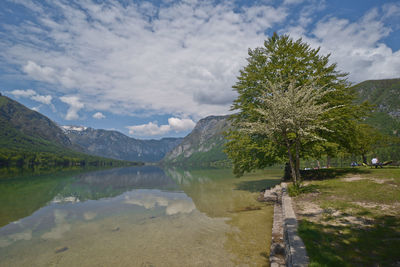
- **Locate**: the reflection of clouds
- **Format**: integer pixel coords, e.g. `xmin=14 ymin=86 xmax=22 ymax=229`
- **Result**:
xmin=124 ymin=195 xmax=169 ymax=209
xmin=83 ymin=211 xmax=97 ymax=221
xmin=41 ymin=209 xmax=71 ymax=240
xmin=124 ymin=192 xmax=195 ymax=216
xmin=0 ymin=230 xmax=32 ymax=248
xmin=52 ymin=195 xmax=80 ymax=204
xmin=166 ymin=200 xmax=195 ymax=215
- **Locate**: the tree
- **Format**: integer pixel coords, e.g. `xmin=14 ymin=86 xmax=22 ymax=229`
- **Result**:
xmin=352 ymin=124 xmax=382 ymax=164
xmin=238 ymin=79 xmax=334 ymax=186
xmin=225 ymin=33 xmax=365 ymax=183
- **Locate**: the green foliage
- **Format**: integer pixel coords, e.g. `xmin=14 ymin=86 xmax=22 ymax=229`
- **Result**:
xmin=287 ymin=183 xmax=318 ymax=197
xmin=225 ymin=33 xmax=364 ymax=180
xmin=235 ymin=79 xmax=335 ymax=185
xmin=224 ymin=131 xmax=282 ymax=176
xmin=351 ymin=123 xmax=383 ymax=163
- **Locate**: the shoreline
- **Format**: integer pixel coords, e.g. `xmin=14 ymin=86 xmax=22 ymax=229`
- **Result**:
xmin=260 ymin=183 xmax=309 ymax=267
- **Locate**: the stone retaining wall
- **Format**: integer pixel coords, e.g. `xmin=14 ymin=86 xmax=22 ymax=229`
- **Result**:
xmin=264 ymin=183 xmax=309 ymax=267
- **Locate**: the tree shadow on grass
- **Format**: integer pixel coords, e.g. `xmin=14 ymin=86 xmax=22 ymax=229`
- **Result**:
xmin=300 ymin=168 xmax=371 ymax=181
xmin=234 ymin=179 xmax=281 ymax=193
xmin=288 ymin=184 xmax=323 ymax=197
xmin=299 ymin=215 xmax=400 ymax=267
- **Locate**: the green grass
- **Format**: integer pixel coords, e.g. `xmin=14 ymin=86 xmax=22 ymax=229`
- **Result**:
xmin=294 ymin=167 xmax=400 ymax=266
xmin=299 ymin=217 xmax=400 ymax=267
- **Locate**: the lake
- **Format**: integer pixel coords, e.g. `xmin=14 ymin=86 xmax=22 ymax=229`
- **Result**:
xmin=0 ymin=166 xmax=282 ymax=266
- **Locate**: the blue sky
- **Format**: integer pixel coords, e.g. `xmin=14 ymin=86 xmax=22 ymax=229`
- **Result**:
xmin=1 ymin=0 xmax=399 ymax=139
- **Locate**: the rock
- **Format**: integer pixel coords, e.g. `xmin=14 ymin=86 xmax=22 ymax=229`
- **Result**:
xmin=55 ymin=246 xmax=68 ymax=253
xmin=262 ymin=184 xmax=281 ymax=202
xmin=271 ymin=243 xmax=285 ymax=255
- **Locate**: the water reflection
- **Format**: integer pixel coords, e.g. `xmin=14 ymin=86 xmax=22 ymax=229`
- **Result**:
xmin=0 ymin=166 xmax=178 ymax=227
xmin=54 ymin=165 xmax=179 ymax=202
xmin=0 ymin=165 xmax=281 ymax=266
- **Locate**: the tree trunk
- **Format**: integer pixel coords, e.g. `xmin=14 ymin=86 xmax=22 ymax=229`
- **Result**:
xmin=295 ymin=139 xmax=301 ymax=184
xmin=285 ymin=138 xmax=298 ymax=187
xmin=326 ymin=155 xmax=331 ymax=168
xmin=283 ymin=162 xmax=291 ymax=181
xmin=362 ymin=154 xmax=367 ymax=164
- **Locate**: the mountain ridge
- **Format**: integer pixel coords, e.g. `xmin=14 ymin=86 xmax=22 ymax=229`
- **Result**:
xmin=352 ymin=78 xmax=400 ymax=136
xmin=0 ymin=94 xmax=72 ymax=148
xmin=162 ymin=115 xmax=231 ymax=165
xmin=63 ymin=126 xmax=183 ymax=162
xmin=0 ymin=93 xmax=133 ymax=167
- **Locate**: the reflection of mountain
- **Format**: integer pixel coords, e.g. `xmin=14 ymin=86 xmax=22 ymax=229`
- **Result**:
xmin=0 ymin=166 xmax=179 ymax=227
xmin=164 ymin=167 xmax=212 ymax=185
xmin=0 ymin=170 xmax=76 ymax=227
xmin=56 ymin=166 xmax=179 ymax=201
xmin=164 ymin=167 xmax=281 ymax=218
xmin=164 ymin=168 xmax=239 ymax=217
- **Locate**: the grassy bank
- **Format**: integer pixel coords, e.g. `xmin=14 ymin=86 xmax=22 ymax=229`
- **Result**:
xmin=291 ymin=167 xmax=400 ymax=266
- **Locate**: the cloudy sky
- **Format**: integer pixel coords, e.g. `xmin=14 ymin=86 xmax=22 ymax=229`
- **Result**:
xmin=1 ymin=0 xmax=399 ymax=139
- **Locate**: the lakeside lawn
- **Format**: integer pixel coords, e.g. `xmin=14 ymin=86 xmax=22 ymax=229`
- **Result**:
xmin=291 ymin=167 xmax=400 ymax=266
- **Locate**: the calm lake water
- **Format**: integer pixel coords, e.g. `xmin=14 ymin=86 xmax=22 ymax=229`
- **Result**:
xmin=0 ymin=166 xmax=281 ymax=266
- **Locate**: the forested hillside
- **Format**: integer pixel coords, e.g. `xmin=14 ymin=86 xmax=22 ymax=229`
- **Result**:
xmin=163 ymin=115 xmax=230 ymax=166
xmin=0 ymin=94 xmax=135 ymax=168
xmin=353 ymin=78 xmax=400 ymax=137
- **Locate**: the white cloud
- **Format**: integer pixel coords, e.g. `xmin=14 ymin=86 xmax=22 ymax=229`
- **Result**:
xmin=22 ymin=60 xmax=56 ymax=83
xmin=127 ymin=117 xmax=195 ymax=136
xmin=31 ymin=94 xmax=52 ymax=105
xmin=8 ymin=89 xmax=36 ymax=98
xmin=1 ymin=0 xmax=287 ymax=119
xmin=285 ymin=6 xmax=400 ymax=82
xmin=8 ymin=89 xmax=54 ymax=106
xmin=382 ymin=2 xmax=400 ymax=19
xmin=60 ymin=95 xmax=84 ymax=120
xmin=167 ymin=117 xmax=196 ymax=131
xmin=92 ymin=112 xmax=106 ymax=119
xmin=127 ymin=122 xmax=171 ymax=136
xmin=1 ymin=0 xmax=399 ymax=128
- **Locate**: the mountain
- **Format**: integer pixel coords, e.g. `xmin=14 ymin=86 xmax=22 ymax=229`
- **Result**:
xmin=0 ymin=93 xmax=72 ymax=148
xmin=62 ymin=126 xmax=183 ymax=162
xmin=0 ymin=93 xmax=132 ymax=167
xmin=352 ymin=78 xmax=400 ymax=136
xmin=162 ymin=115 xmax=231 ymax=165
